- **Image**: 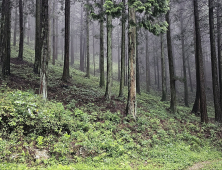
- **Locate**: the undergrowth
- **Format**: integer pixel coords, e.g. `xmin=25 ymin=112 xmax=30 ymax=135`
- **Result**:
xmin=0 ymin=44 xmax=222 ymax=169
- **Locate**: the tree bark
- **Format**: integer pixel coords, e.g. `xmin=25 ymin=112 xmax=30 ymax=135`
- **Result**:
xmin=34 ymin=0 xmax=42 ymax=74
xmin=166 ymin=11 xmax=177 ymax=114
xmin=119 ymin=0 xmax=126 ymax=96
xmin=136 ymin=27 xmax=141 ymax=95
xmin=209 ymin=0 xmax=221 ymax=122
xmin=79 ymin=4 xmax=84 ymax=72
xmin=217 ymin=0 xmax=222 ymax=106
xmin=105 ymin=14 xmax=112 ymax=100
xmin=62 ymin=0 xmax=70 ymax=82
xmin=86 ymin=0 xmax=90 ymax=78
xmin=39 ymin=0 xmax=49 ymax=100
xmin=1 ymin=0 xmax=11 ymax=77
xmin=52 ymin=0 xmax=56 ymax=65
xmin=18 ymin=0 xmax=23 ymax=61
xmin=193 ymin=0 xmax=208 ymax=123
xmin=126 ymin=4 xmax=136 ymax=120
xmin=146 ymin=32 xmax=150 ymax=93
xmin=161 ymin=33 xmax=166 ymax=101
xmin=13 ymin=0 xmax=18 ymax=47
xmin=100 ymin=0 xmax=105 ymax=87
xmin=180 ymin=3 xmax=189 ymax=107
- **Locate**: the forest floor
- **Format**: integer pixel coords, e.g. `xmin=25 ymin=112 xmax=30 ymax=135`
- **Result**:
xmin=0 ymin=45 xmax=222 ymax=169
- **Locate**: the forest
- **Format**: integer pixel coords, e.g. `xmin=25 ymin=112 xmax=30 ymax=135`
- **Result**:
xmin=0 ymin=0 xmax=222 ymax=169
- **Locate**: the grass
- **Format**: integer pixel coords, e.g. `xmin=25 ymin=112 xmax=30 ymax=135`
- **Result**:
xmin=0 ymin=43 xmax=222 ymax=169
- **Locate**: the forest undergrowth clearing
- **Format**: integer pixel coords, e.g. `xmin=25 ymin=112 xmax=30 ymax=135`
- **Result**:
xmin=0 ymin=45 xmax=222 ymax=169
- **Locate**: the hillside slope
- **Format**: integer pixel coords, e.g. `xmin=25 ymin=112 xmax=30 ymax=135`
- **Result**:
xmin=0 ymin=45 xmax=222 ymax=169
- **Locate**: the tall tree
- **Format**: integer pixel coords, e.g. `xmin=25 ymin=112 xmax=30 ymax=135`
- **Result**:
xmin=166 ymin=10 xmax=177 ymax=113
xmin=13 ymin=0 xmax=18 ymax=47
xmin=39 ymin=0 xmax=49 ymax=99
xmin=62 ymin=0 xmax=70 ymax=82
xmin=52 ymin=0 xmax=56 ymax=65
xmin=217 ymin=0 xmax=222 ymax=104
xmin=18 ymin=0 xmax=23 ymax=61
xmin=105 ymin=11 xmax=112 ymax=99
xmin=86 ymin=0 xmax=90 ymax=78
xmin=180 ymin=2 xmax=189 ymax=107
xmin=34 ymin=0 xmax=42 ymax=74
xmin=99 ymin=0 xmax=105 ymax=87
xmin=161 ymin=33 xmax=166 ymax=101
xmin=209 ymin=0 xmax=221 ymax=122
xmin=136 ymin=27 xmax=141 ymax=95
xmin=146 ymin=31 xmax=150 ymax=93
xmin=1 ymin=0 xmax=11 ymax=76
xmin=193 ymin=0 xmax=208 ymax=123
xmin=119 ymin=0 xmax=126 ymax=97
xmin=79 ymin=4 xmax=84 ymax=72
xmin=126 ymin=2 xmax=136 ymax=119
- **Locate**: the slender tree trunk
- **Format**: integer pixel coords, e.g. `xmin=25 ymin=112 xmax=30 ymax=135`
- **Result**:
xmin=187 ymin=55 xmax=193 ymax=92
xmin=80 ymin=4 xmax=84 ymax=72
xmin=146 ymin=32 xmax=150 ymax=93
xmin=161 ymin=33 xmax=166 ymax=101
xmin=34 ymin=0 xmax=42 ymax=74
xmin=157 ymin=50 xmax=160 ymax=90
xmin=217 ymin=0 xmax=222 ymax=104
xmin=18 ymin=0 xmax=23 ymax=61
xmin=62 ymin=0 xmax=70 ymax=82
xmin=55 ymin=11 xmax=58 ymax=61
xmin=166 ymin=11 xmax=177 ymax=114
xmin=86 ymin=0 xmax=90 ymax=78
xmin=1 ymin=0 xmax=11 ymax=76
xmin=118 ymin=30 xmax=120 ymax=80
xmin=180 ymin=4 xmax=189 ymax=107
xmin=93 ymin=23 xmax=95 ymax=76
xmin=119 ymin=0 xmax=126 ymax=96
xmin=40 ymin=0 xmax=49 ymax=100
xmin=13 ymin=0 xmax=18 ymax=47
xmin=209 ymin=0 xmax=221 ymax=122
xmin=52 ymin=0 xmax=56 ymax=65
xmin=99 ymin=0 xmax=105 ymax=87
xmin=193 ymin=0 xmax=208 ymax=123
xmin=105 ymin=14 xmax=112 ymax=99
xmin=126 ymin=4 xmax=136 ymax=120
xmin=136 ymin=27 xmax=141 ymax=95
xmin=71 ymin=30 xmax=74 ymax=66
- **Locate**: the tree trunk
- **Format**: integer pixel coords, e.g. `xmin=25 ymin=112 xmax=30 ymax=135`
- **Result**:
xmin=13 ymin=0 xmax=18 ymax=47
xmin=180 ymin=4 xmax=189 ymax=107
xmin=18 ymin=0 xmax=23 ymax=61
xmin=217 ymin=0 xmax=222 ymax=104
xmin=86 ymin=0 xmax=90 ymax=78
xmin=93 ymin=23 xmax=95 ymax=76
xmin=187 ymin=55 xmax=193 ymax=92
xmin=34 ymin=0 xmax=42 ymax=74
xmin=157 ymin=50 xmax=160 ymax=90
xmin=118 ymin=30 xmax=120 ymax=81
xmin=193 ymin=0 xmax=208 ymax=123
xmin=119 ymin=0 xmax=126 ymax=96
xmin=99 ymin=0 xmax=105 ymax=87
xmin=39 ymin=0 xmax=49 ymax=100
xmin=146 ymin=32 xmax=150 ymax=93
xmin=105 ymin=13 xmax=112 ymax=99
xmin=209 ymin=0 xmax=221 ymax=122
xmin=136 ymin=27 xmax=141 ymax=95
xmin=79 ymin=4 xmax=84 ymax=72
xmin=166 ymin=11 xmax=177 ymax=114
xmin=126 ymin=4 xmax=136 ymax=120
xmin=52 ymin=0 xmax=56 ymax=65
xmin=62 ymin=0 xmax=70 ymax=82
xmin=1 ymin=0 xmax=11 ymax=76
xmin=161 ymin=33 xmax=166 ymax=101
